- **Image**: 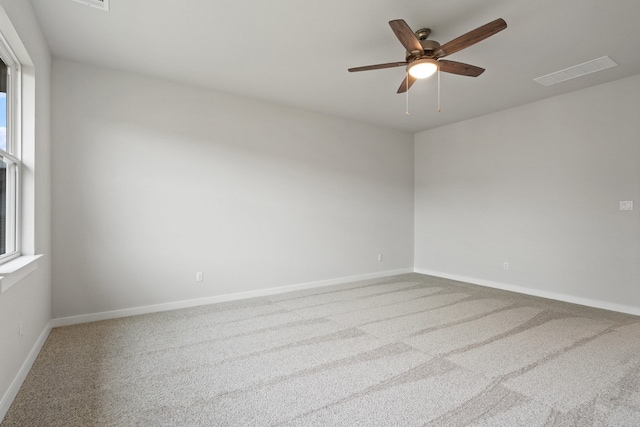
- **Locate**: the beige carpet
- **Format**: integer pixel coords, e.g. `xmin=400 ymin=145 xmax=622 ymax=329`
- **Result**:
xmin=3 ymin=273 xmax=640 ymax=426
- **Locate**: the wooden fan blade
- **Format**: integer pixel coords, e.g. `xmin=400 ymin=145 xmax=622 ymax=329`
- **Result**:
xmin=389 ymin=19 xmax=423 ymax=53
xmin=348 ymin=62 xmax=408 ymax=72
xmin=437 ymin=18 xmax=507 ymax=57
xmin=438 ymin=60 xmax=485 ymax=77
xmin=397 ymin=74 xmax=417 ymax=94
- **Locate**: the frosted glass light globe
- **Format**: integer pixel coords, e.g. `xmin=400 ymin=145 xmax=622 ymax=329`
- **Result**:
xmin=408 ymin=59 xmax=438 ymax=79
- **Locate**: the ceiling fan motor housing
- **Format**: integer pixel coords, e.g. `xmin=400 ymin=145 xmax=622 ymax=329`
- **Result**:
xmin=405 ymin=39 xmax=441 ymax=61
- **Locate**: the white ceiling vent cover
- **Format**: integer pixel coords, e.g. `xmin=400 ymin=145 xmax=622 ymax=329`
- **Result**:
xmin=534 ymin=56 xmax=617 ymax=86
xmin=72 ymin=0 xmax=109 ymax=11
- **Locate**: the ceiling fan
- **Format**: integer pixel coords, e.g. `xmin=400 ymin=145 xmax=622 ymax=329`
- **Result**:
xmin=348 ymin=18 xmax=507 ymax=93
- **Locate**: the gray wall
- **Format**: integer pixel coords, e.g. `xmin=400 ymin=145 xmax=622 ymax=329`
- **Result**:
xmin=0 ymin=0 xmax=51 ymax=415
xmin=51 ymin=59 xmax=415 ymax=319
xmin=415 ymin=74 xmax=640 ymax=312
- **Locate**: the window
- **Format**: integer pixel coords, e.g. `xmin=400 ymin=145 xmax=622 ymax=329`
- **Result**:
xmin=0 ymin=35 xmax=21 ymax=263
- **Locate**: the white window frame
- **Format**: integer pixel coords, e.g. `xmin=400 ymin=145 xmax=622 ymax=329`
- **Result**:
xmin=0 ymin=31 xmax=21 ymax=264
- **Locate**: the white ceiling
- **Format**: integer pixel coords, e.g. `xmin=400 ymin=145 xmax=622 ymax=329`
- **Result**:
xmin=29 ymin=0 xmax=640 ymax=134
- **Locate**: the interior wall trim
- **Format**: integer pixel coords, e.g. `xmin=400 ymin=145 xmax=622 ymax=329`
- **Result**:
xmin=414 ymin=268 xmax=640 ymax=316
xmin=0 ymin=320 xmax=52 ymax=423
xmin=51 ymin=268 xmax=414 ymax=327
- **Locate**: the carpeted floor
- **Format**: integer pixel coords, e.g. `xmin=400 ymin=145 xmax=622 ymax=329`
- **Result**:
xmin=3 ymin=273 xmax=640 ymax=426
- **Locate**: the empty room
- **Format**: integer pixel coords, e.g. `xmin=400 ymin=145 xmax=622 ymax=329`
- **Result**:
xmin=1 ymin=0 xmax=639 ymax=425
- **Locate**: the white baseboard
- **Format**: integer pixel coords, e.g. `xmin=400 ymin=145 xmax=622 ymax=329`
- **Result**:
xmin=0 ymin=320 xmax=52 ymax=423
xmin=52 ymin=268 xmax=414 ymax=327
xmin=415 ymin=268 xmax=640 ymax=316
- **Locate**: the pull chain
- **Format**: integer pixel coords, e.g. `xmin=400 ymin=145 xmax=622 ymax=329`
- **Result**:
xmin=437 ymin=68 xmax=441 ymax=112
xmin=405 ymin=73 xmax=410 ymax=115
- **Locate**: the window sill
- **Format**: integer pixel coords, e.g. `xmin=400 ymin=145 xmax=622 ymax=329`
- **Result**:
xmin=0 ymin=254 xmax=43 ymax=293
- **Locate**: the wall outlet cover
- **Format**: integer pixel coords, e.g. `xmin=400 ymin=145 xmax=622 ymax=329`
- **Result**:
xmin=620 ymin=201 xmax=633 ymax=211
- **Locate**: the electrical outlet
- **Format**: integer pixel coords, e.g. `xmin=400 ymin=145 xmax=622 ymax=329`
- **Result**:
xmin=377 ymin=254 xmax=383 ymax=262
xmin=19 ymin=321 xmax=23 ymax=339
xmin=503 ymin=262 xmax=509 ymax=270
xmin=620 ymin=201 xmax=633 ymax=211
xmin=196 ymin=272 xmax=203 ymax=282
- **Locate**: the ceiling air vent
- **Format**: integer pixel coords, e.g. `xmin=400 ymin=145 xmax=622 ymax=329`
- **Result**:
xmin=72 ymin=0 xmax=109 ymax=11
xmin=534 ymin=56 xmax=617 ymax=87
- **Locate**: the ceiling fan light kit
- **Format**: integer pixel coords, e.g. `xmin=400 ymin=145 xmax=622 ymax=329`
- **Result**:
xmin=348 ymin=17 xmax=507 ymax=95
xmin=408 ymin=58 xmax=438 ymax=79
